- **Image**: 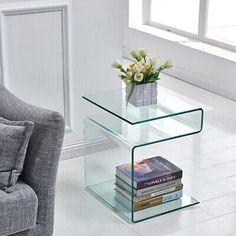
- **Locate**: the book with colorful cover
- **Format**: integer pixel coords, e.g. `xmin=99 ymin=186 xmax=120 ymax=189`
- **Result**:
xmin=116 ymin=183 xmax=183 ymax=203
xmin=115 ymin=190 xmax=183 ymax=211
xmin=115 ymin=176 xmax=182 ymax=197
xmin=116 ymin=156 xmax=182 ymax=189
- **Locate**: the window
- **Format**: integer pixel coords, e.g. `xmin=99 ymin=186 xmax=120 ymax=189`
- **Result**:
xmin=150 ymin=0 xmax=200 ymax=34
xmin=207 ymin=0 xmax=236 ymax=46
xmin=146 ymin=0 xmax=236 ymax=51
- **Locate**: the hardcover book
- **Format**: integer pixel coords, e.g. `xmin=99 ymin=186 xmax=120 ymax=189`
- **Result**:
xmin=115 ymin=190 xmax=183 ymax=211
xmin=115 ymin=176 xmax=182 ymax=197
xmin=116 ymin=183 xmax=183 ymax=203
xmin=116 ymin=156 xmax=182 ymax=189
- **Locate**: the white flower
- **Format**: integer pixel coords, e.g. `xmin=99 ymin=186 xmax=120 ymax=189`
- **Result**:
xmin=136 ymin=62 xmax=144 ymax=72
xmin=126 ymin=71 xmax=133 ymax=79
xmin=128 ymin=63 xmax=136 ymax=73
xmin=111 ymin=59 xmax=122 ymax=69
xmin=139 ymin=49 xmax=147 ymax=58
xmin=134 ymin=72 xmax=144 ymax=82
xmin=164 ymin=60 xmax=174 ymax=69
xmin=149 ymin=56 xmax=160 ymax=65
xmin=159 ymin=60 xmax=174 ymax=71
xmin=125 ymin=79 xmax=132 ymax=84
xmin=145 ymin=63 xmax=152 ymax=71
xmin=130 ymin=50 xmax=139 ymax=59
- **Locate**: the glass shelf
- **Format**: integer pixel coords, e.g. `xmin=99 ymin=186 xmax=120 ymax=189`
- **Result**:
xmin=87 ymin=180 xmax=199 ymax=223
xmin=83 ymin=87 xmax=203 ymax=125
xmin=87 ymin=108 xmax=203 ymax=147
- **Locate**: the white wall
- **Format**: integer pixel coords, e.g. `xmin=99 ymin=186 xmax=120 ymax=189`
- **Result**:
xmin=123 ymin=0 xmax=236 ymax=101
xmin=0 ymin=0 xmax=123 ymax=158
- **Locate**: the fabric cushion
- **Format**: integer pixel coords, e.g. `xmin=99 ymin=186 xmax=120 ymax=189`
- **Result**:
xmin=0 ymin=180 xmax=38 ymax=236
xmin=0 ymin=117 xmax=34 ymax=191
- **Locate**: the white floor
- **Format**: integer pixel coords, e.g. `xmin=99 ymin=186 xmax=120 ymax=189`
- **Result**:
xmin=54 ymin=74 xmax=236 ymax=236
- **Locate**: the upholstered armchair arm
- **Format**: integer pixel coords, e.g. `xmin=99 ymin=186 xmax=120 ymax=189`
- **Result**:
xmin=0 ymin=84 xmax=65 ymax=235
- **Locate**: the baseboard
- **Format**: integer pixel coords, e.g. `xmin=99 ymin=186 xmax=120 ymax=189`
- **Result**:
xmin=122 ymin=46 xmax=236 ymax=101
xmin=61 ymin=140 xmax=86 ymax=160
xmin=61 ymin=136 xmax=119 ymax=160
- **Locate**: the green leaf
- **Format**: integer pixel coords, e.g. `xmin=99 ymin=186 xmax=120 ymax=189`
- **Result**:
xmin=145 ymin=72 xmax=159 ymax=83
xmin=146 ymin=78 xmax=158 ymax=83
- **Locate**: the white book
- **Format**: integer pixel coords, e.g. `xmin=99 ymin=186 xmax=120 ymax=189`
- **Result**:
xmin=116 ymin=176 xmax=182 ymax=197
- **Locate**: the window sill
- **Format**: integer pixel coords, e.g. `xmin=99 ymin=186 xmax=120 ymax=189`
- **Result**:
xmin=129 ymin=24 xmax=236 ymax=63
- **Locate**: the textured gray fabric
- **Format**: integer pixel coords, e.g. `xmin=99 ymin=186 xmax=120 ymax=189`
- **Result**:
xmin=0 ymin=180 xmax=38 ymax=236
xmin=0 ymin=117 xmax=34 ymax=192
xmin=0 ymin=83 xmax=65 ymax=236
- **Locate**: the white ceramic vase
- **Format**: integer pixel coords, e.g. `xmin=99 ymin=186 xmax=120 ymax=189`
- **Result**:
xmin=126 ymin=82 xmax=158 ymax=107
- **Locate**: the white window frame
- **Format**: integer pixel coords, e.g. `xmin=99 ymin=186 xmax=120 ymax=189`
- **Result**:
xmin=143 ymin=0 xmax=236 ymax=52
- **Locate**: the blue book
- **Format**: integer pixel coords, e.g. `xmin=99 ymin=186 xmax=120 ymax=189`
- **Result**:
xmin=115 ymin=190 xmax=183 ymax=211
xmin=116 ymin=156 xmax=182 ymax=189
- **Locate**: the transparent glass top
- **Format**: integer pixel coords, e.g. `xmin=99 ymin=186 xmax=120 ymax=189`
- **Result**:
xmin=83 ymin=87 xmax=203 ymax=125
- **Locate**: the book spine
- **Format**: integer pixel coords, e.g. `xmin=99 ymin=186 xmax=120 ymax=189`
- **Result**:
xmin=115 ymin=176 xmax=182 ymax=196
xmin=134 ymin=190 xmax=183 ymax=211
xmin=116 ymin=184 xmax=183 ymax=203
xmin=137 ymin=171 xmax=182 ymax=189
xmin=136 ymin=179 xmax=182 ymax=197
xmin=136 ymin=184 xmax=183 ymax=202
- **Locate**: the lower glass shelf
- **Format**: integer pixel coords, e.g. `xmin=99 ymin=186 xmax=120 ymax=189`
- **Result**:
xmin=87 ymin=180 xmax=199 ymax=223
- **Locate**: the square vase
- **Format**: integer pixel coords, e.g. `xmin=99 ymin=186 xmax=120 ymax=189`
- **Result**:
xmin=126 ymin=82 xmax=158 ymax=107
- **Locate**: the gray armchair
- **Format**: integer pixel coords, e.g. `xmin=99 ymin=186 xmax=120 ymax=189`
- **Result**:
xmin=0 ymin=84 xmax=65 ymax=236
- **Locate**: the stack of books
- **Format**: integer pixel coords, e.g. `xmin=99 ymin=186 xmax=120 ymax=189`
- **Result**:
xmin=115 ymin=156 xmax=183 ymax=211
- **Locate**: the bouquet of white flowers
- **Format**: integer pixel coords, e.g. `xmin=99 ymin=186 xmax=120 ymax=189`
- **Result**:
xmin=112 ymin=49 xmax=174 ymax=106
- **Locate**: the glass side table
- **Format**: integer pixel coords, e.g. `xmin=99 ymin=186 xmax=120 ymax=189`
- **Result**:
xmin=82 ymin=87 xmax=204 ymax=223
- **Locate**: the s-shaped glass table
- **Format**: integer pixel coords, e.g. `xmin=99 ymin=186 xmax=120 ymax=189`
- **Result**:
xmin=83 ymin=87 xmax=203 ymax=223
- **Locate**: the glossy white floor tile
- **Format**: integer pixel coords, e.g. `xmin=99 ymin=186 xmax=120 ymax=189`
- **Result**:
xmin=166 ymin=215 xmax=236 ymax=236
xmin=54 ymin=72 xmax=236 ymax=236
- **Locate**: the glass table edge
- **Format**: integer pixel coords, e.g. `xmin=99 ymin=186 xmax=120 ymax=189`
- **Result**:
xmin=131 ymin=199 xmax=200 ymax=223
xmin=83 ymin=95 xmax=204 ymax=125
xmin=85 ymin=186 xmax=132 ymax=224
xmin=85 ymin=186 xmax=200 ymax=223
xmin=85 ymin=116 xmax=203 ymax=148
